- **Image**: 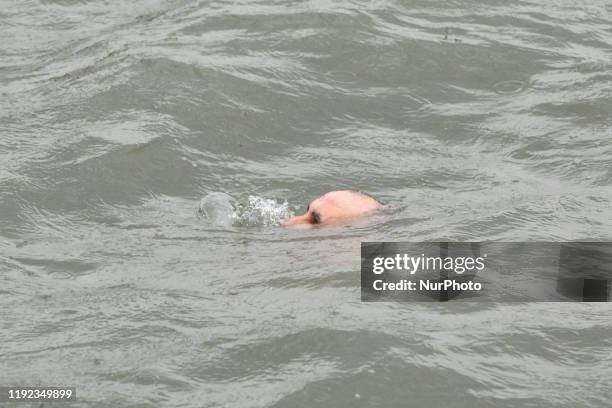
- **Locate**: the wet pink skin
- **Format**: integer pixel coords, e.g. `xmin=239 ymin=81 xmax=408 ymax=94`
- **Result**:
xmin=282 ymin=190 xmax=382 ymax=227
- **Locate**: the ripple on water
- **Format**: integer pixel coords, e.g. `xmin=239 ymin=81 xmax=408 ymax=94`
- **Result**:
xmin=493 ymin=80 xmax=527 ymax=95
xmin=325 ymin=70 xmax=358 ymax=84
xmin=49 ymin=271 xmax=73 ymax=279
xmin=453 ymin=43 xmax=481 ymax=60
xmin=404 ymin=93 xmax=432 ymax=113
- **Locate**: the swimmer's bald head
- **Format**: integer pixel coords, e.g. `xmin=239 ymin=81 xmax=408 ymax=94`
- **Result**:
xmin=282 ymin=190 xmax=382 ymax=227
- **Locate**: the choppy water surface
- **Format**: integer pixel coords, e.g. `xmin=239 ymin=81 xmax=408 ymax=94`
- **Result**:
xmin=1 ymin=0 xmax=612 ymax=407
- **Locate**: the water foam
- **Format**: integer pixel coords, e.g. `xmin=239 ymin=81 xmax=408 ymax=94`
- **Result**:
xmin=198 ymin=193 xmax=293 ymax=227
xmin=234 ymin=195 xmax=293 ymax=227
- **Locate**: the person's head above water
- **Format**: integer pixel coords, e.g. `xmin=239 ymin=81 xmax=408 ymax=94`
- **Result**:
xmin=282 ymin=190 xmax=382 ymax=227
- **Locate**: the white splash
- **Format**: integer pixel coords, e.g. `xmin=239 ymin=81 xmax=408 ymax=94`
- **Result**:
xmin=198 ymin=193 xmax=293 ymax=227
xmin=234 ymin=195 xmax=293 ymax=227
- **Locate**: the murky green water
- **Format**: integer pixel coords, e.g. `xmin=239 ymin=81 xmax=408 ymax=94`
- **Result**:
xmin=1 ymin=0 xmax=611 ymax=407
